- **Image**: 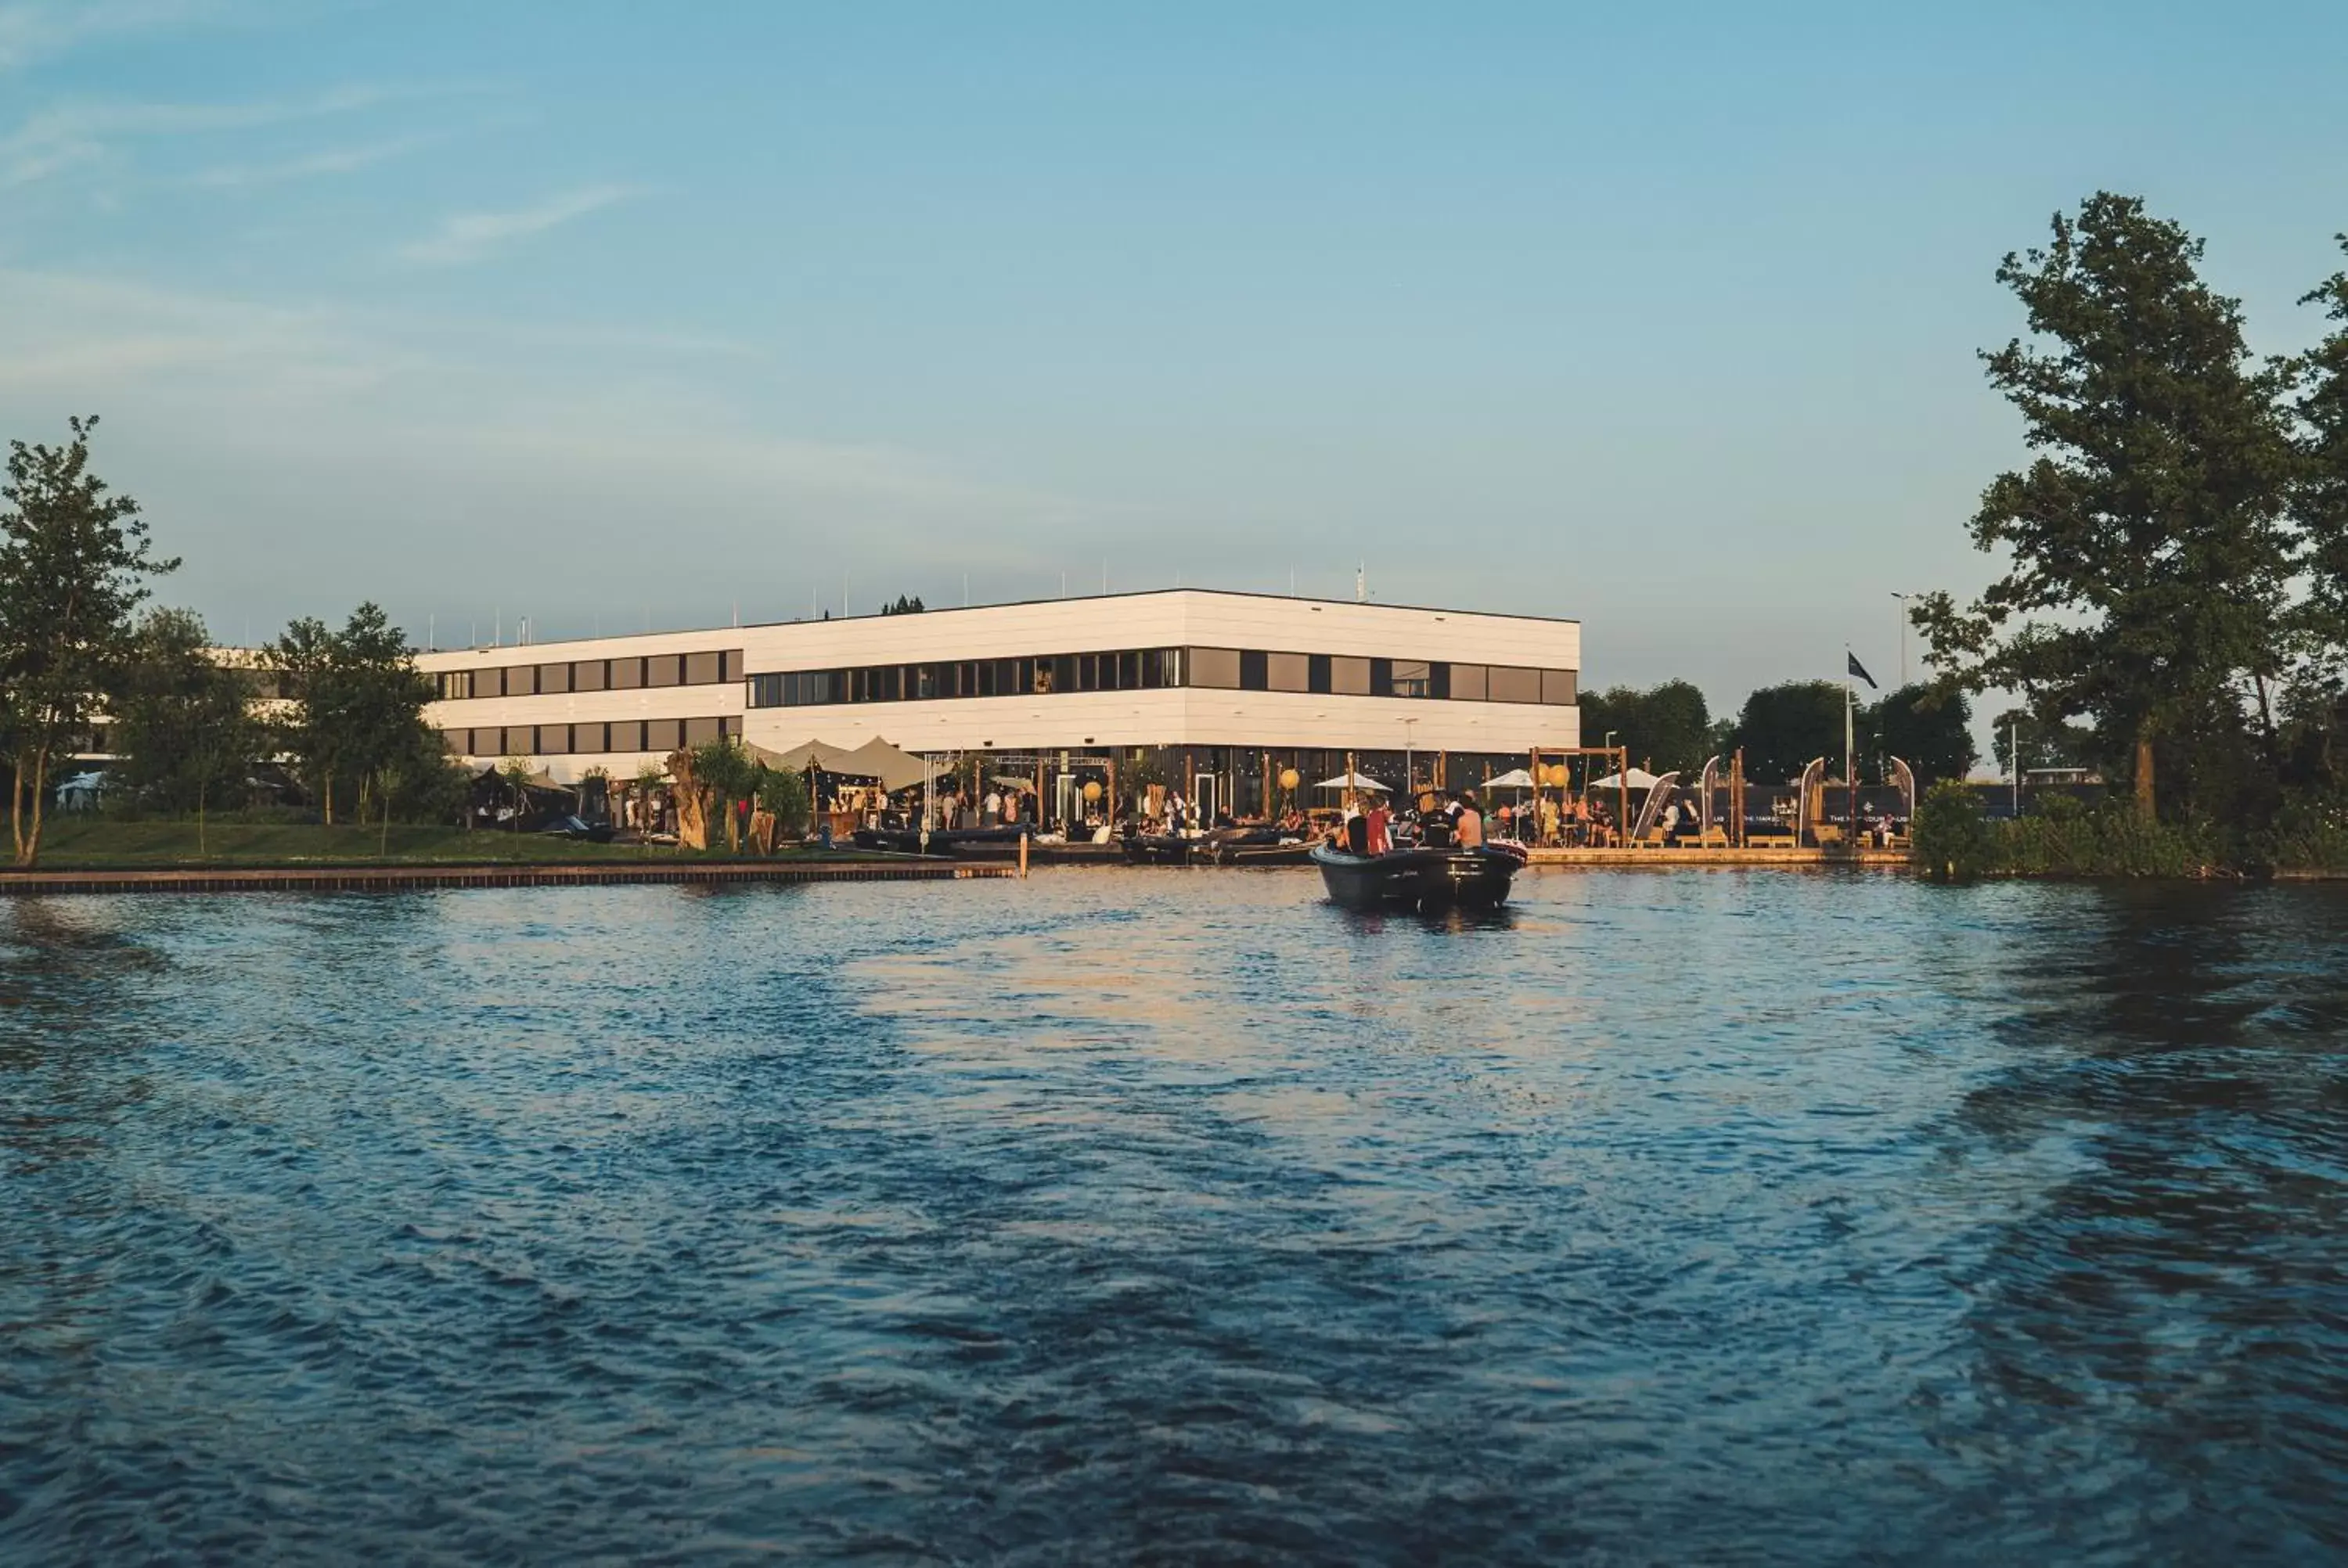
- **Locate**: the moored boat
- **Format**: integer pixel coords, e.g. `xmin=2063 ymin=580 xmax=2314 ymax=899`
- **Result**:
xmin=1310 ymin=840 xmax=1526 ymax=910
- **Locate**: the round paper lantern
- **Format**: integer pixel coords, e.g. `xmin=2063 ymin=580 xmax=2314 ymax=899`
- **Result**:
xmin=1543 ymin=763 xmax=1568 ymax=787
xmin=1081 ymin=780 xmax=1102 ymax=802
xmin=1278 ymin=768 xmax=1300 ymax=791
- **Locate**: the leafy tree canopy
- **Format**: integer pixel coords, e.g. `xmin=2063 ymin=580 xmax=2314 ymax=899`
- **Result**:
xmin=1914 ymin=192 xmax=2299 ymax=819
xmin=1579 ymin=680 xmax=1712 ymax=779
xmin=1868 ymin=684 xmax=1975 ymax=786
xmin=1731 ymin=681 xmax=1846 ymax=786
xmin=110 ymin=607 xmax=255 ymax=815
xmin=0 ymin=415 xmax=176 ymax=865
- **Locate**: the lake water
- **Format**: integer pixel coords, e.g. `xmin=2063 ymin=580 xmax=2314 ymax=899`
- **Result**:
xmin=3 ymin=868 xmax=2346 ymax=1564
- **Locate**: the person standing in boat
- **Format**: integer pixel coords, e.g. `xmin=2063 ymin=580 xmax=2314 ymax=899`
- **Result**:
xmin=1365 ymin=795 xmax=1392 ymax=855
xmin=1453 ymin=789 xmax=1485 ymax=848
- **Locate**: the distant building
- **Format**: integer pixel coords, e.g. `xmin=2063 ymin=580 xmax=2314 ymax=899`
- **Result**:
xmin=412 ymin=588 xmax=1582 ymax=819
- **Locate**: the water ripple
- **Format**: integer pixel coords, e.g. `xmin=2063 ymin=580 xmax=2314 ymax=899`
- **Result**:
xmin=2 ymin=872 xmax=2346 ymax=1563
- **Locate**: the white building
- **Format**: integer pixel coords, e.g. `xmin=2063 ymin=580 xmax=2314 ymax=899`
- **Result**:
xmin=416 ymin=588 xmax=1579 ymax=819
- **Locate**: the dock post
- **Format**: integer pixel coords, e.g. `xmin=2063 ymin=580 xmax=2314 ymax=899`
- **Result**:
xmin=1018 ymin=831 xmax=1029 ymax=879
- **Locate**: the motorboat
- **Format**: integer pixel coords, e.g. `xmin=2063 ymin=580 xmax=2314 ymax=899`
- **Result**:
xmin=1122 ymin=824 xmax=1312 ymax=867
xmin=851 ymin=824 xmax=1032 ymax=857
xmin=1310 ymin=840 xmax=1527 ymax=910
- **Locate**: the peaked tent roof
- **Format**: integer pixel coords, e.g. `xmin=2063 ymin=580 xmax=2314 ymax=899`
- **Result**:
xmin=748 ymin=739 xmax=863 ymax=775
xmin=843 ymin=737 xmax=946 ymax=793
xmin=751 ymin=737 xmax=944 ymax=793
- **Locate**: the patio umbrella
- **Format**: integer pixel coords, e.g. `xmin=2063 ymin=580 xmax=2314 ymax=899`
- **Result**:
xmin=1484 ymin=768 xmax=1536 ymax=789
xmin=1313 ymin=771 xmax=1390 ymax=792
xmin=1587 ymin=767 xmax=1662 ymax=789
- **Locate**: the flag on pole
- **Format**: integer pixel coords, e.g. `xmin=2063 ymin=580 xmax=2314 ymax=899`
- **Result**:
xmin=1846 ymin=651 xmax=1878 ymax=690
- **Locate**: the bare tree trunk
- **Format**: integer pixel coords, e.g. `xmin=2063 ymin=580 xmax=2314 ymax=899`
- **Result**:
xmin=198 ymin=777 xmax=207 ymax=860
xmin=9 ymin=752 xmax=23 ymax=865
xmin=2134 ymin=733 xmax=2157 ymax=820
xmin=21 ymin=739 xmax=52 ymax=867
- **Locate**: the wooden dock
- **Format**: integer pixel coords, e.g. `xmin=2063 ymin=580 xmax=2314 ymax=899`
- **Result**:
xmin=1523 ymin=847 xmax=1911 ymax=869
xmin=0 ymin=858 xmax=1017 ymax=897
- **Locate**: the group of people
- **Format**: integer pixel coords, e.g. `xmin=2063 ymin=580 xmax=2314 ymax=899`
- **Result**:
xmin=1334 ymin=788 xmax=1489 ymax=855
xmin=1487 ymin=793 xmax=1619 ymax=847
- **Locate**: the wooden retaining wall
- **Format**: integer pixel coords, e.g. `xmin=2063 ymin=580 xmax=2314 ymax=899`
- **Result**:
xmin=0 ymin=859 xmax=1017 ymax=897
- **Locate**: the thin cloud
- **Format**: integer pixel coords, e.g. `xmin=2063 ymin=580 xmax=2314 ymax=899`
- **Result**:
xmin=191 ymin=131 xmax=442 ymax=189
xmin=398 ymin=185 xmax=639 ymax=267
xmin=0 ymin=0 xmax=220 ymax=73
xmin=0 ymin=83 xmax=468 ymax=188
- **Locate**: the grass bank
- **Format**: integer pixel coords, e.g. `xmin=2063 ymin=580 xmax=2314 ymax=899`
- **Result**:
xmin=15 ymin=819 xmax=828 ymax=870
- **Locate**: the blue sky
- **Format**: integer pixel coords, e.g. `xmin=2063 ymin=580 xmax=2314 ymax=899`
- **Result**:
xmin=4 ymin=1 xmax=2346 ymax=728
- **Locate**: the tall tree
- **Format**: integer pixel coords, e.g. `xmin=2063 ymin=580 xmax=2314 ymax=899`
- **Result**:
xmin=1581 ymin=680 xmax=1713 ymax=778
xmin=268 ymin=603 xmax=436 ymax=825
xmin=1867 ymin=684 xmax=1975 ymax=785
xmin=1914 ymin=193 xmax=2299 ymax=819
xmin=1732 ymin=681 xmax=1846 ymax=785
xmin=0 ymin=416 xmax=178 ymax=866
xmin=110 ymin=607 xmax=256 ymax=822
xmin=2294 ymin=234 xmax=2348 ymax=696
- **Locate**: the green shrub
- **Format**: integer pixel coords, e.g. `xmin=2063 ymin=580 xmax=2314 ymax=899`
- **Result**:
xmin=1911 ymin=780 xmax=1995 ymax=879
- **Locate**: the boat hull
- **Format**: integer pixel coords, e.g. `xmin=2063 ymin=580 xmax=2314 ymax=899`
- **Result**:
xmin=1311 ymin=843 xmax=1524 ymax=910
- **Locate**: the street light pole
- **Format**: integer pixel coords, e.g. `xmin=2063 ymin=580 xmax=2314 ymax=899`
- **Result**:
xmin=1402 ymin=717 xmax=1417 ymax=799
xmin=1890 ymin=592 xmax=1912 ymax=688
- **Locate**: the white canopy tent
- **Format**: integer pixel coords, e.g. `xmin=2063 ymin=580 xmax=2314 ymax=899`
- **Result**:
xmin=1483 ymin=768 xmax=1536 ymax=789
xmin=1314 ymin=771 xmax=1390 ymax=793
xmin=1588 ymin=767 xmax=1664 ymax=790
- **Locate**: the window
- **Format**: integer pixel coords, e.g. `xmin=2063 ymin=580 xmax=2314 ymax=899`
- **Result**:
xmin=684 ymin=717 xmax=722 ymax=746
xmin=1189 ymin=647 xmax=1241 ymax=689
xmin=685 ymin=651 xmax=722 ymax=685
xmin=574 ymin=660 xmax=607 ymax=693
xmin=537 ymin=663 xmax=571 ymax=696
xmin=1268 ymin=653 xmax=1309 ymax=692
xmin=1051 ymin=655 xmax=1077 ymax=695
xmin=1542 ymin=669 xmax=1578 ymax=706
xmin=538 ymin=724 xmax=572 ymax=755
xmin=649 ymin=656 xmax=682 ymax=689
xmin=442 ymin=728 xmax=466 ymax=753
xmin=1369 ymin=658 xmax=1393 ymax=697
xmin=1488 ymin=666 xmax=1542 ymax=703
xmin=647 ymin=718 xmax=684 ymax=751
xmin=613 ymin=658 xmax=644 ymax=690
xmin=1450 ymin=664 xmax=1488 ymax=701
xmin=1330 ymin=656 xmax=1371 ymax=696
xmin=1309 ymin=654 xmax=1331 ymax=694
xmin=1391 ymin=660 xmax=1432 ymax=699
xmin=436 ymin=671 xmax=474 ymax=701
xmin=1240 ymin=650 xmax=1269 ymax=691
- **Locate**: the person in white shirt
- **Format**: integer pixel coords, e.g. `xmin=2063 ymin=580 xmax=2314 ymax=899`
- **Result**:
xmin=984 ymin=789 xmax=1002 ymax=825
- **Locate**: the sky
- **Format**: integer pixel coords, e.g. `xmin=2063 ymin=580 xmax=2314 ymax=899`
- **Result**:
xmin=4 ymin=0 xmax=2347 ymax=733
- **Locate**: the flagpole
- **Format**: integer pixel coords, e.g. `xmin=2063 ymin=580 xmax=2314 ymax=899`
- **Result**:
xmin=1844 ymin=646 xmax=1856 ymax=850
